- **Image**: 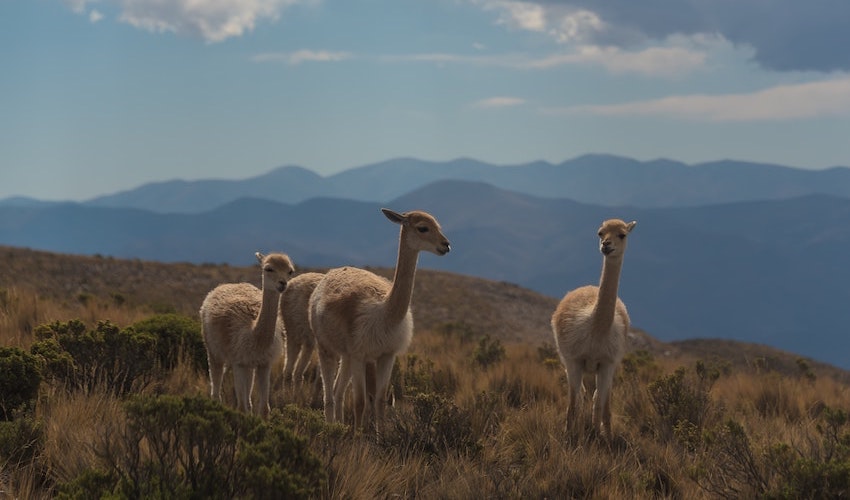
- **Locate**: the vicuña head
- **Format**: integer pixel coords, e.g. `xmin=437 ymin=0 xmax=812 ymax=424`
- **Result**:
xmin=597 ymin=219 xmax=635 ymax=260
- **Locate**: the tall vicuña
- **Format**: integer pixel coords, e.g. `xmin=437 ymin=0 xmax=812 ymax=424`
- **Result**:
xmin=309 ymin=208 xmax=451 ymax=432
xmin=552 ymin=218 xmax=636 ymax=439
xmin=200 ymin=252 xmax=294 ymax=416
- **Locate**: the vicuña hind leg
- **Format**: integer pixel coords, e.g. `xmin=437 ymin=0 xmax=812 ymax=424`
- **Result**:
xmin=208 ymin=354 xmax=225 ymax=402
xmin=317 ymin=345 xmax=339 ymax=422
xmin=283 ymin=335 xmax=299 ymax=384
xmin=349 ymin=359 xmax=368 ymax=431
xmin=294 ymin=343 xmax=315 ymax=386
xmin=333 ymin=355 xmax=351 ymax=423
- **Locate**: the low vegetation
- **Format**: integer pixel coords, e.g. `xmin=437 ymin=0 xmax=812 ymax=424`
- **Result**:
xmin=1 ymin=247 xmax=849 ymax=498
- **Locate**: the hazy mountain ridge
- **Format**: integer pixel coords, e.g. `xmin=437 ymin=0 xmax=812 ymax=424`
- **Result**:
xmin=1 ymin=179 xmax=848 ymax=369
xmin=5 ymin=154 xmax=850 ymax=213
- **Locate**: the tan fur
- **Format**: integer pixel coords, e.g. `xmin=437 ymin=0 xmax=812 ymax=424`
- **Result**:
xmin=552 ymin=219 xmax=636 ymax=439
xmin=309 ymin=209 xmax=451 ymax=432
xmin=279 ymin=271 xmax=324 ymax=386
xmin=200 ymin=252 xmax=294 ymax=417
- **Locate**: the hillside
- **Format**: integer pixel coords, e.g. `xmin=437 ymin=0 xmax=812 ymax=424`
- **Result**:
xmin=1 ymin=245 xmax=847 ymax=383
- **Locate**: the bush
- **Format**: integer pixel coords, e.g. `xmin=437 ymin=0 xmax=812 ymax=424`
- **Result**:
xmin=384 ymin=393 xmax=481 ymax=458
xmin=690 ymin=404 xmax=850 ymax=499
xmin=436 ymin=321 xmax=476 ymax=344
xmin=131 ymin=314 xmax=206 ymax=373
xmin=58 ymin=395 xmax=326 ymax=499
xmin=394 ymin=353 xmax=459 ymax=400
xmin=0 ymin=346 xmax=42 ymax=420
xmin=0 ymin=416 xmax=44 ymax=466
xmin=765 ymin=406 xmax=850 ymax=498
xmin=31 ymin=319 xmax=157 ymax=395
xmin=472 ymin=334 xmax=506 ymax=369
xmin=648 ymin=361 xmax=720 ymax=445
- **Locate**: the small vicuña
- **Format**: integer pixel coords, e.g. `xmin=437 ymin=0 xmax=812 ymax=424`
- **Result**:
xmin=552 ymin=219 xmax=636 ymax=439
xmin=200 ymin=252 xmax=294 ymax=417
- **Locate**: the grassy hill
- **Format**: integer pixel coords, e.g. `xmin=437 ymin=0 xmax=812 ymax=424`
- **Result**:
xmin=1 ymin=245 xmax=845 ymax=381
xmin=1 ymin=245 xmax=850 ymax=498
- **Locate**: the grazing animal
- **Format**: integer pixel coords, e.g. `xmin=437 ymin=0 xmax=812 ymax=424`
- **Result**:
xmin=200 ymin=252 xmax=294 ymax=416
xmin=551 ymin=219 xmax=636 ymax=438
xmin=309 ymin=208 xmax=451 ymax=432
xmin=279 ymin=272 xmax=324 ymax=387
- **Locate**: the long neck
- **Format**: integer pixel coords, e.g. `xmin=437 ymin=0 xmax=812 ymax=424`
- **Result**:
xmin=252 ymin=287 xmax=280 ymax=341
xmin=385 ymin=229 xmax=419 ymax=327
xmin=591 ymin=256 xmax=623 ymax=334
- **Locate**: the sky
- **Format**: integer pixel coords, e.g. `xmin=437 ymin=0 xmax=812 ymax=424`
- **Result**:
xmin=3 ymin=0 xmax=850 ymax=201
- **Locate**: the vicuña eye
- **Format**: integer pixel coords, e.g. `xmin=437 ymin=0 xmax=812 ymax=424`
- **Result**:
xmin=417 ymin=226 xmax=429 ymax=233
xmin=618 ymin=234 xmax=626 ymax=239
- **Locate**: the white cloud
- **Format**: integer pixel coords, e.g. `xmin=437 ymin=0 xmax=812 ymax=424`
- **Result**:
xmin=473 ymin=0 xmax=603 ymax=43
xmin=523 ymin=45 xmax=705 ymax=77
xmin=89 ymin=9 xmax=104 ymax=23
xmin=472 ymin=96 xmax=526 ymax=108
xmin=474 ymin=0 xmax=546 ymax=32
xmin=471 ymin=0 xmax=850 ymax=72
xmin=549 ymin=9 xmax=604 ymax=44
xmin=62 ymin=0 xmax=312 ymax=43
xmin=550 ymin=77 xmax=850 ymax=122
xmin=378 ymin=44 xmax=704 ymax=78
xmin=63 ymin=0 xmax=93 ymax=14
xmin=252 ymin=50 xmax=352 ymax=65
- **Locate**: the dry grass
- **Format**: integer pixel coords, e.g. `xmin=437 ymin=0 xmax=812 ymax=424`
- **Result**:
xmin=1 ymin=246 xmax=849 ymax=498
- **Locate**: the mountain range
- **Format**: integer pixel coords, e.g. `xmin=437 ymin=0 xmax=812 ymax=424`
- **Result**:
xmin=6 ymin=155 xmax=850 ymax=213
xmin=1 ymin=155 xmax=849 ymax=369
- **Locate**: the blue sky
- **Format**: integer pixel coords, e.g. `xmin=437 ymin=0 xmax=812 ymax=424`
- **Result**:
xmin=3 ymin=0 xmax=850 ymax=201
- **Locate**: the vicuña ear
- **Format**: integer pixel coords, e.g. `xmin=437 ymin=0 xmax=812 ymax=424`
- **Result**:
xmin=255 ymin=252 xmax=265 ymax=264
xmin=626 ymin=221 xmax=637 ymax=233
xmin=381 ymin=208 xmax=407 ymax=225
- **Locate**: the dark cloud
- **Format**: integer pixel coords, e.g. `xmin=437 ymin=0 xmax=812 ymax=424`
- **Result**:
xmin=539 ymin=0 xmax=850 ymax=72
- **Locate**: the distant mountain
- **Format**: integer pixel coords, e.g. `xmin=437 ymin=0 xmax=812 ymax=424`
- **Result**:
xmin=7 ymin=155 xmax=846 ymax=213
xmin=0 ymin=196 xmax=63 ymax=208
xmin=1 ymin=179 xmax=849 ymax=369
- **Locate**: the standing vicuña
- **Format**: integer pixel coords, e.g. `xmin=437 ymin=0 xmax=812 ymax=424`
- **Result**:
xmin=279 ymin=272 xmax=323 ymax=387
xmin=309 ymin=208 xmax=451 ymax=432
xmin=200 ymin=252 xmax=294 ymax=417
xmin=551 ymin=219 xmax=636 ymax=438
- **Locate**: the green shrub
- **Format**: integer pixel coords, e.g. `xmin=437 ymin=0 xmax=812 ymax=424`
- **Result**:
xmin=131 ymin=314 xmax=206 ymax=373
xmin=385 ymin=393 xmax=481 ymax=458
xmin=765 ymin=406 xmax=850 ymax=499
xmin=436 ymin=321 xmax=476 ymax=343
xmin=0 ymin=416 xmax=44 ymax=466
xmin=691 ymin=419 xmax=767 ymax=498
xmin=472 ymin=334 xmax=505 ymax=369
xmin=0 ymin=346 xmax=42 ymax=419
xmin=648 ymin=361 xmax=720 ymax=445
xmin=58 ymin=395 xmax=325 ymax=499
xmin=395 ymin=353 xmax=459 ymax=400
xmin=31 ymin=319 xmax=157 ymax=395
xmin=691 ymin=405 xmax=850 ymax=499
